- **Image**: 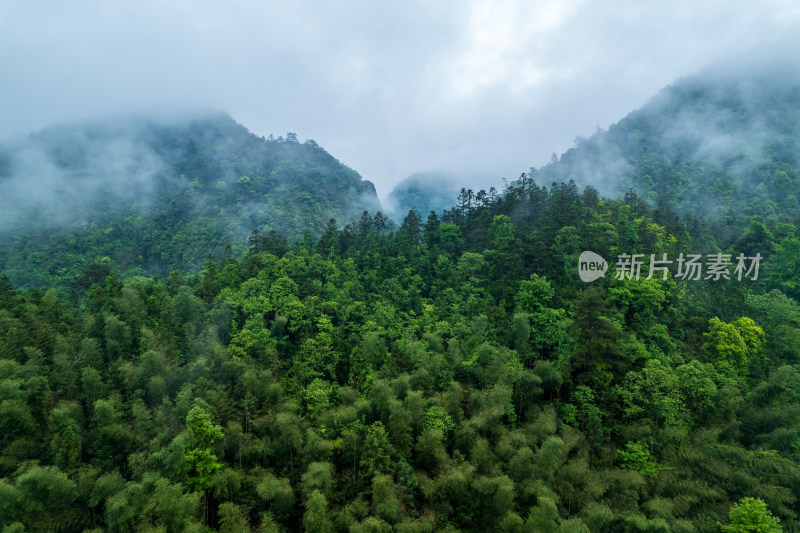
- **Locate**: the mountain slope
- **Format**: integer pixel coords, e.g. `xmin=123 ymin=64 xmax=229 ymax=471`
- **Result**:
xmin=0 ymin=113 xmax=381 ymax=286
xmin=534 ymin=59 xmax=800 ymax=242
xmin=2 ymin=149 xmax=800 ymax=531
xmin=385 ymin=171 xmax=463 ymax=220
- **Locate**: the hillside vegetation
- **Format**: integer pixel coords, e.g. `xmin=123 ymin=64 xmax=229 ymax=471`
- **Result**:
xmin=535 ymin=60 xmax=800 ymax=246
xmin=1 ymin=65 xmax=800 ymax=532
xmin=2 ymin=177 xmax=800 ymax=531
xmin=0 ymin=113 xmax=380 ymax=287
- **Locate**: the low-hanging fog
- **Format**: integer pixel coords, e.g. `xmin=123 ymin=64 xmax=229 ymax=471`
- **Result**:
xmin=2 ymin=0 xmax=800 ymax=202
xmin=535 ymin=52 xmax=800 ymax=207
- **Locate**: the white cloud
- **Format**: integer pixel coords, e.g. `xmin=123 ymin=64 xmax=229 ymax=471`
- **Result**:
xmin=1 ymin=0 xmax=799 ymax=199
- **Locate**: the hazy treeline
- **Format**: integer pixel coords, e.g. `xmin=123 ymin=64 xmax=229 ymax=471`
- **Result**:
xmin=534 ymin=62 xmax=800 ymax=247
xmin=0 ymin=113 xmax=380 ymax=287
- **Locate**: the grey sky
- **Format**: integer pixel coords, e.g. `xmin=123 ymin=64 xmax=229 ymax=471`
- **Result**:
xmin=2 ymin=1 xmax=799 ymax=200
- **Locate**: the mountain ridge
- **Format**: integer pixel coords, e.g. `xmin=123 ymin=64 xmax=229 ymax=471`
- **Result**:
xmin=532 ymin=59 xmax=800 ymax=243
xmin=384 ymin=171 xmax=464 ymax=221
xmin=0 ymin=112 xmax=382 ymax=286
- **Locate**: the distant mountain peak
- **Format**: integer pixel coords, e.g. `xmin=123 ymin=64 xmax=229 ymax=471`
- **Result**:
xmin=385 ymin=171 xmax=463 ymax=221
xmin=535 ymin=59 xmax=800 ymax=240
xmin=0 ymin=113 xmax=382 ymax=286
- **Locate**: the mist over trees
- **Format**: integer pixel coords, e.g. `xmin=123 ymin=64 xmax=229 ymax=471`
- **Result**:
xmin=534 ymin=60 xmax=800 ymax=248
xmin=1 ymin=61 xmax=800 ymax=532
xmin=0 ymin=113 xmax=381 ymax=287
xmin=385 ymin=172 xmax=465 ymax=222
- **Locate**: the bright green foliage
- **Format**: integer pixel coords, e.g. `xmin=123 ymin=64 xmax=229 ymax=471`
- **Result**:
xmin=438 ymin=223 xmax=465 ymax=251
xmin=423 ymin=405 xmax=455 ymax=435
xmin=361 ymin=421 xmax=395 ymax=478
xmin=563 ymin=386 xmax=605 ymax=447
xmin=733 ymin=317 xmax=767 ymax=373
xmin=675 ymin=360 xmax=720 ymax=425
xmin=617 ymin=441 xmax=661 ymax=479
xmin=186 ymin=406 xmax=223 ymax=450
xmin=703 ymin=317 xmax=766 ymax=376
xmin=305 ymin=377 xmax=333 ymax=421
xmin=489 ymin=215 xmax=515 ymax=250
xmin=703 ymin=317 xmax=750 ymax=374
xmin=721 ymin=497 xmax=782 ymax=532
xmin=616 ymin=359 xmax=687 ymax=429
xmin=183 ymin=448 xmax=219 ymax=492
xmin=516 ymin=274 xmax=554 ymax=314
xmin=184 ymin=406 xmax=223 ymax=492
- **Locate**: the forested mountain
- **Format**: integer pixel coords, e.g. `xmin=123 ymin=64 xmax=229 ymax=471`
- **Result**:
xmin=2 ymin=65 xmax=800 ymax=532
xmin=2 ymin=176 xmax=799 ymax=531
xmin=0 ymin=113 xmax=381 ymax=287
xmin=534 ymin=58 xmax=800 ymax=245
xmin=385 ymin=173 xmax=465 ymax=221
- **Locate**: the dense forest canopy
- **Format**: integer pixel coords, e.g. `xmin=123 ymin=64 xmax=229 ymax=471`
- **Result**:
xmin=1 ymin=65 xmax=800 ymax=532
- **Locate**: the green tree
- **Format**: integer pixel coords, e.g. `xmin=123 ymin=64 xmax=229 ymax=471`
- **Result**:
xmin=398 ymin=210 xmax=423 ymax=246
xmin=617 ymin=441 xmax=661 ymax=479
xmin=362 ymin=421 xmax=395 ymax=478
xmin=15 ymin=465 xmax=77 ymax=529
xmin=301 ymin=461 xmax=334 ymax=500
xmin=218 ymin=502 xmax=251 ymax=533
xmin=303 ymin=489 xmax=334 ymax=533
xmin=703 ymin=317 xmax=764 ymax=376
xmin=151 ymin=477 xmax=200 ymax=532
xmin=438 ymin=223 xmax=465 ymax=255
xmin=615 ymin=359 xmax=687 ymax=429
xmin=424 ymin=405 xmax=455 ymax=436
xmin=568 ymin=286 xmax=627 ymax=389
xmin=488 ymin=214 xmax=515 ymax=250
xmin=720 ymin=497 xmax=782 ymax=532
xmin=184 ymin=406 xmax=223 ymax=492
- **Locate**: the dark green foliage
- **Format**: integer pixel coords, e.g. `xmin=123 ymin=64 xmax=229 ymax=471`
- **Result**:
xmin=2 ymin=174 xmax=799 ymax=531
xmin=3 ymin=68 xmax=800 ymax=531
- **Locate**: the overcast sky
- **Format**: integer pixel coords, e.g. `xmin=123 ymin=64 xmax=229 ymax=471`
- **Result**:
xmin=2 ymin=1 xmax=799 ymax=200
